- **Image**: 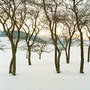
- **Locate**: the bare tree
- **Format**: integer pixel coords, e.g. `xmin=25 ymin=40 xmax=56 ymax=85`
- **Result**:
xmin=0 ymin=0 xmax=26 ymax=75
xmin=58 ymin=19 xmax=76 ymax=64
xmin=22 ymin=3 xmax=46 ymax=65
xmin=22 ymin=10 xmax=40 ymax=65
xmin=71 ymin=0 xmax=90 ymax=73
xmin=42 ymin=0 xmax=63 ymax=73
xmin=32 ymin=41 xmax=49 ymax=60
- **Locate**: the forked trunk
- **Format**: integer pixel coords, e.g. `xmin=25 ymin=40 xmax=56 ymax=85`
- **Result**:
xmin=65 ymin=40 xmax=71 ymax=64
xmin=9 ymin=47 xmax=16 ymax=75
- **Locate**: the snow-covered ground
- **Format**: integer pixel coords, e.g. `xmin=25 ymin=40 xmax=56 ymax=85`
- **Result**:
xmin=0 ymin=37 xmax=90 ymax=90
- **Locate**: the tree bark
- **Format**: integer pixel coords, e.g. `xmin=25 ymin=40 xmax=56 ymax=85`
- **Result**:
xmin=66 ymin=54 xmax=70 ymax=64
xmin=87 ymin=45 xmax=90 ymax=62
xmin=28 ymin=47 xmax=31 ymax=65
xmin=9 ymin=46 xmax=16 ymax=75
xmin=39 ymin=53 xmax=41 ymax=60
xmin=80 ymin=32 xmax=84 ymax=73
xmin=9 ymin=58 xmax=13 ymax=74
xmin=57 ymin=49 xmax=61 ymax=73
xmin=54 ymin=37 xmax=61 ymax=73
xmin=12 ymin=52 xmax=16 ymax=75
xmin=55 ymin=46 xmax=58 ymax=71
xmin=65 ymin=49 xmax=69 ymax=64
xmin=67 ymin=39 xmax=72 ymax=63
xmin=65 ymin=39 xmax=72 ymax=64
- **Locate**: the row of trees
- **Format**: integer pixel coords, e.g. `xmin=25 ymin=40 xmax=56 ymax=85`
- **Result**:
xmin=0 ymin=0 xmax=90 ymax=75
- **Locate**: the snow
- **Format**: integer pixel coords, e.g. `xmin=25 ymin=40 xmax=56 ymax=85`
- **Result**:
xmin=0 ymin=37 xmax=90 ymax=90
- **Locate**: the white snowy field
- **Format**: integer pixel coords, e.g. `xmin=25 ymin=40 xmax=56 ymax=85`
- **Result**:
xmin=0 ymin=37 xmax=90 ymax=90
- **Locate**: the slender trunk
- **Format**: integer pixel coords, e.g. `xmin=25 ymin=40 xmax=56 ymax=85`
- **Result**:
xmin=54 ymin=37 xmax=61 ymax=73
xmin=28 ymin=47 xmax=31 ymax=65
xmin=65 ymin=49 xmax=69 ymax=64
xmin=57 ymin=49 xmax=61 ymax=73
xmin=9 ymin=58 xmax=13 ymax=74
xmin=12 ymin=52 xmax=16 ymax=75
xmin=87 ymin=45 xmax=90 ymax=62
xmin=65 ymin=39 xmax=72 ymax=64
xmin=66 ymin=55 xmax=69 ymax=64
xmin=55 ymin=45 xmax=58 ymax=71
xmin=9 ymin=46 xmax=16 ymax=75
xmin=39 ymin=53 xmax=41 ymax=60
xmin=80 ymin=32 xmax=84 ymax=73
xmin=54 ymin=35 xmax=58 ymax=72
xmin=67 ymin=40 xmax=72 ymax=64
xmin=73 ymin=0 xmax=84 ymax=74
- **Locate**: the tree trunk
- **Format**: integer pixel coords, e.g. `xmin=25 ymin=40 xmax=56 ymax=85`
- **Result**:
xmin=9 ymin=58 xmax=13 ymax=74
xmin=66 ymin=55 xmax=69 ymax=64
xmin=72 ymin=0 xmax=84 ymax=74
xmin=87 ymin=45 xmax=90 ymax=62
xmin=9 ymin=46 xmax=16 ymax=75
xmin=65 ymin=49 xmax=69 ymax=64
xmin=54 ymin=38 xmax=61 ymax=73
xmin=55 ymin=45 xmax=58 ymax=71
xmin=80 ymin=32 xmax=84 ymax=73
xmin=57 ymin=49 xmax=61 ymax=73
xmin=12 ymin=52 xmax=16 ymax=75
xmin=39 ymin=53 xmax=41 ymax=60
xmin=28 ymin=47 xmax=31 ymax=65
xmin=65 ymin=39 xmax=71 ymax=64
xmin=67 ymin=39 xmax=72 ymax=64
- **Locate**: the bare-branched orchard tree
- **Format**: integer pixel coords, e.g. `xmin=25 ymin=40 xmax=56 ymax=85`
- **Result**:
xmin=32 ymin=41 xmax=49 ymax=60
xmin=42 ymin=0 xmax=64 ymax=73
xmin=58 ymin=22 xmax=76 ymax=64
xmin=57 ymin=3 xmax=77 ymax=64
xmin=0 ymin=0 xmax=26 ymax=75
xmin=22 ymin=2 xmax=46 ymax=65
xmin=22 ymin=11 xmax=39 ymax=65
xmin=67 ymin=0 xmax=90 ymax=73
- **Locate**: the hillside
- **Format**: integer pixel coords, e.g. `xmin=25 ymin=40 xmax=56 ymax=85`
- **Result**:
xmin=0 ymin=30 xmax=46 ymax=43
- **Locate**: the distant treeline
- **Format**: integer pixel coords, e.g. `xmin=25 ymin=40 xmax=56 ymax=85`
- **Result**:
xmin=0 ymin=30 xmax=46 ymax=43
